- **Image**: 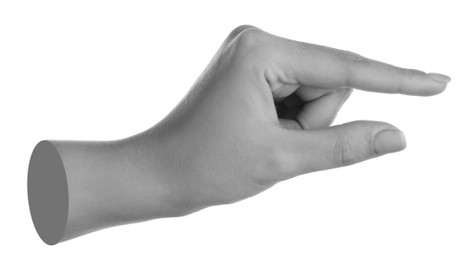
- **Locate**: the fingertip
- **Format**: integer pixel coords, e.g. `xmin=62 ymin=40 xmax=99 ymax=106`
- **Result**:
xmin=421 ymin=82 xmax=447 ymax=96
xmin=427 ymin=72 xmax=451 ymax=84
xmin=408 ymin=73 xmax=449 ymax=96
xmin=374 ymin=129 xmax=407 ymax=155
xmin=421 ymin=72 xmax=450 ymax=96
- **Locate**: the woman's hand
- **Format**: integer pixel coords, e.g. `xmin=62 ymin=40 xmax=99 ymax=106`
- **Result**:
xmin=28 ymin=25 xmax=450 ymax=244
xmin=150 ymin=25 xmax=449 ymax=211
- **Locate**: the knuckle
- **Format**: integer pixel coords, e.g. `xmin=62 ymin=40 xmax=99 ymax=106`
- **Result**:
xmin=228 ymin=24 xmax=258 ymax=40
xmin=336 ymin=49 xmax=368 ymax=87
xmin=234 ymin=27 xmax=265 ymax=50
xmin=400 ymin=67 xmax=419 ymax=76
xmin=232 ymin=27 xmax=272 ymax=57
xmin=227 ymin=26 xmax=273 ymax=67
xmin=396 ymin=68 xmax=410 ymax=93
xmin=396 ymin=68 xmax=420 ymax=93
xmin=338 ymin=49 xmax=366 ymax=63
xmin=333 ymin=134 xmax=357 ymax=167
xmin=398 ymin=68 xmax=413 ymax=82
xmin=399 ymin=67 xmax=424 ymax=81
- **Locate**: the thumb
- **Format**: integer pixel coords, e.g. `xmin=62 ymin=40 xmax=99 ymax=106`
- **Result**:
xmin=276 ymin=120 xmax=407 ymax=179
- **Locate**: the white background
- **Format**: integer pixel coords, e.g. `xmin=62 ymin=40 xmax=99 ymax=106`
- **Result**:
xmin=1 ymin=0 xmax=469 ymax=259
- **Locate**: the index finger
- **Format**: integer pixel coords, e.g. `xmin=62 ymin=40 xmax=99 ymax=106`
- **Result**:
xmin=273 ymin=36 xmax=450 ymax=96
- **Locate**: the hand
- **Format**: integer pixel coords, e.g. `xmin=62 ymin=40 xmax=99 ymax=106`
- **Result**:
xmin=151 ymin=25 xmax=449 ymax=210
xmin=28 ymin=25 xmax=450 ymax=244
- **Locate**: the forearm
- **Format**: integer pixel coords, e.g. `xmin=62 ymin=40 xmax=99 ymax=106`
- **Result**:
xmin=28 ymin=132 xmax=182 ymax=244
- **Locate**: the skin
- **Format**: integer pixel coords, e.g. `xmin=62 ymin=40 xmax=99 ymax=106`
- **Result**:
xmin=28 ymin=25 xmax=450 ymax=244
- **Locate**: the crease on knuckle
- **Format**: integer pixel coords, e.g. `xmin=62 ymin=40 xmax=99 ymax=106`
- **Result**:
xmin=397 ymin=68 xmax=425 ymax=94
xmin=338 ymin=49 xmax=366 ymax=64
xmin=396 ymin=67 xmax=414 ymax=93
xmin=337 ymin=49 xmax=367 ymax=87
xmin=333 ymin=134 xmax=356 ymax=167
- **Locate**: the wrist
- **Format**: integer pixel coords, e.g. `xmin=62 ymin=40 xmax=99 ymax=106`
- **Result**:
xmin=28 ymin=131 xmax=185 ymax=244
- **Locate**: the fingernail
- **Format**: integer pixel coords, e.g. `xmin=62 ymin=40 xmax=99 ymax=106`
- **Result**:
xmin=427 ymin=73 xmax=451 ymax=84
xmin=374 ymin=129 xmax=406 ymax=155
